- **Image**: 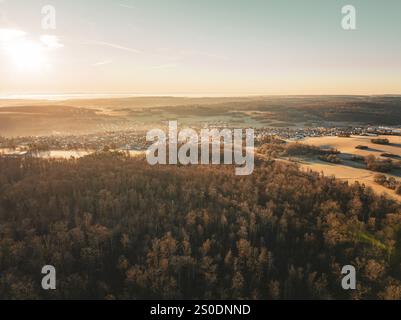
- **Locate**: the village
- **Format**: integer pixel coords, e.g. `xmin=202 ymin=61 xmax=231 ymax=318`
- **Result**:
xmin=1 ymin=124 xmax=401 ymax=158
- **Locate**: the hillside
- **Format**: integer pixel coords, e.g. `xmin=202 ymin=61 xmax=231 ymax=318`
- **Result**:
xmin=1 ymin=96 xmax=401 ymax=136
xmin=0 ymin=105 xmax=110 ymax=136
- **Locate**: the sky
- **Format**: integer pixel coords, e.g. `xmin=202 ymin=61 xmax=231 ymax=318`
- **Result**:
xmin=0 ymin=0 xmax=400 ymax=96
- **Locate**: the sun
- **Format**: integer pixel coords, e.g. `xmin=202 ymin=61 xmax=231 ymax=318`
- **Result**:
xmin=5 ymin=39 xmax=46 ymax=71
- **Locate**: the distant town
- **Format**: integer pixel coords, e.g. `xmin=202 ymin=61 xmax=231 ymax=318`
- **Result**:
xmin=1 ymin=124 xmax=401 ymax=158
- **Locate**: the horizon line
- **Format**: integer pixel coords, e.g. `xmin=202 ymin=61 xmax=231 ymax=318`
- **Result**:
xmin=1 ymin=92 xmax=401 ymax=101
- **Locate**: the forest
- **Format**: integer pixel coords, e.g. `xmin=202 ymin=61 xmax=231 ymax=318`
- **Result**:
xmin=1 ymin=151 xmax=401 ymax=299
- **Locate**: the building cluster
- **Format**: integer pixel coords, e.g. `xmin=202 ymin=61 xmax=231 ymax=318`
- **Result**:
xmin=255 ymin=126 xmax=401 ymax=141
xmin=1 ymin=125 xmax=401 ymax=158
xmin=0 ymin=130 xmax=149 ymax=153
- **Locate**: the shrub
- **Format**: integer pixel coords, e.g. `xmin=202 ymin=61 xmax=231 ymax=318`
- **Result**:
xmin=319 ymin=154 xmax=342 ymax=164
xmin=374 ymin=174 xmax=387 ymax=185
xmin=365 ymin=155 xmax=394 ymax=172
xmin=355 ymin=145 xmax=368 ymax=150
xmin=285 ymin=143 xmax=339 ymax=156
xmin=371 ymin=138 xmax=390 ymax=145
xmin=381 ymin=153 xmax=400 ymax=159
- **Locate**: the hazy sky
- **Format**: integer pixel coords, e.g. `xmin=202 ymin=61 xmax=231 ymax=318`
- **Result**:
xmin=0 ymin=0 xmax=400 ymax=95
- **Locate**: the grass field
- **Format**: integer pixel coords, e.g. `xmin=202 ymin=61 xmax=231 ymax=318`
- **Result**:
xmin=293 ymin=135 xmax=401 ymax=200
xmin=302 ymin=135 xmax=401 ymax=158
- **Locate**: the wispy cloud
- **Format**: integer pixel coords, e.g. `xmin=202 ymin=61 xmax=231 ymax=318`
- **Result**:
xmin=40 ymin=35 xmax=64 ymax=50
xmin=89 ymin=41 xmax=141 ymax=54
xmin=93 ymin=59 xmax=113 ymax=66
xmin=119 ymin=4 xmax=135 ymax=9
xmin=0 ymin=28 xmax=64 ymax=51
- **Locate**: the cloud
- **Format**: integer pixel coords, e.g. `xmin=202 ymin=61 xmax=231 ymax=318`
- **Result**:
xmin=90 ymin=41 xmax=141 ymax=54
xmin=119 ymin=4 xmax=135 ymax=9
xmin=40 ymin=35 xmax=64 ymax=50
xmin=93 ymin=59 xmax=113 ymax=66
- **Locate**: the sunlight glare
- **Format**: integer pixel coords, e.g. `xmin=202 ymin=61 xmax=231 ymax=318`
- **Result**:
xmin=6 ymin=39 xmax=46 ymax=71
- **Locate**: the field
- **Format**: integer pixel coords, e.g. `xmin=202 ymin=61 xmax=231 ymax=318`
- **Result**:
xmin=294 ymin=135 xmax=401 ymax=200
xmin=2 ymin=95 xmax=401 ymax=136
